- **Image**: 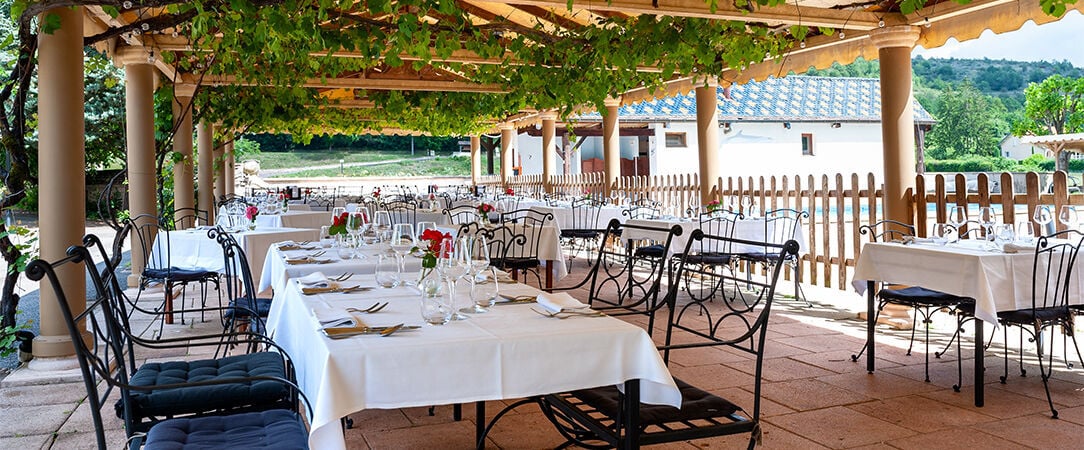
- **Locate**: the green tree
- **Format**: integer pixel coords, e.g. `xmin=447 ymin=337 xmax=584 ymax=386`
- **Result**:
xmin=1014 ymin=75 xmax=1084 ymax=171
xmin=926 ymin=82 xmax=1008 ymax=159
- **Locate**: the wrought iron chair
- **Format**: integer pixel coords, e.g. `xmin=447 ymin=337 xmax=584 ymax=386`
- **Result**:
xmin=443 ymin=205 xmax=481 ymax=226
xmin=169 ymin=207 xmax=210 ymax=229
xmin=734 ymin=208 xmax=809 ymax=304
xmin=849 ymin=219 xmax=974 ymax=383
xmin=487 ymin=211 xmax=554 ymax=287
xmin=560 ymin=197 xmax=605 ymax=273
xmin=216 ymin=194 xmax=247 ymax=210
xmin=532 ymin=230 xmax=799 ymax=450
xmin=126 ymin=214 xmax=220 ymax=327
xmin=209 ymin=227 xmax=274 ymax=337
xmin=622 ymin=204 xmax=661 ymax=220
xmin=552 ymin=219 xmax=682 ymax=335
xmin=382 ymin=199 xmax=417 ymax=225
xmin=27 ymin=244 xmax=306 ymax=446
xmin=681 ymin=210 xmax=743 ymax=302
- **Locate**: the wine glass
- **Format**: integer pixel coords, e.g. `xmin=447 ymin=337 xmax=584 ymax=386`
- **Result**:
xmin=1059 ymin=205 xmax=1079 ymax=230
xmin=740 ymin=196 xmax=752 ymax=216
xmin=417 ymin=221 xmax=438 ymax=235
xmin=947 ymin=205 xmax=968 ymax=242
xmin=1033 ymin=205 xmax=1053 ymax=236
xmin=977 ymin=207 xmax=997 ymax=243
xmin=439 ymin=237 xmax=471 ymax=320
xmin=390 ymin=223 xmax=416 ymax=283
xmin=372 ymin=211 xmax=392 ymax=243
xmin=930 ymin=223 xmax=953 ymax=245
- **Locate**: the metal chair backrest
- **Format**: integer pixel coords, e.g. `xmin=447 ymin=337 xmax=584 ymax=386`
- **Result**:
xmin=382 ymin=199 xmax=417 ymax=225
xmin=859 ymin=219 xmax=916 ymax=244
xmin=170 ymin=207 xmax=210 ymax=229
xmin=622 ymin=205 xmax=660 ymax=220
xmin=569 ymin=197 xmax=604 ymax=231
xmin=697 ymin=210 xmax=742 ymax=255
xmin=125 ymin=213 xmax=169 ymax=276
xmin=443 ymin=205 xmax=480 ymax=225
xmin=208 ymin=228 xmax=260 ymax=319
xmin=495 ymin=210 xmax=553 ymax=261
xmin=760 ymin=208 xmax=807 ymax=247
xmin=1029 ymin=229 xmax=1084 ymax=311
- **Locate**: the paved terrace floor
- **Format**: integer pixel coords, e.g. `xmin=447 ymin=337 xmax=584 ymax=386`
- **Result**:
xmin=2 ymin=269 xmax=1084 ymax=449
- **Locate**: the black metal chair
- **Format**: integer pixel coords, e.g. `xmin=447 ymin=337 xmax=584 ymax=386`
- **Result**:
xmin=734 ymin=208 xmax=809 ymax=304
xmin=443 ymin=205 xmax=481 ymax=226
xmin=622 ymin=204 xmax=661 ymax=220
xmin=382 ymin=199 xmax=417 ymax=225
xmin=560 ymin=197 xmax=605 ymax=273
xmin=534 ymin=231 xmax=799 ymax=450
xmin=681 ymin=210 xmax=743 ymax=302
xmin=126 ymin=214 xmax=220 ymax=327
xmin=209 ymin=227 xmax=273 ymax=337
xmin=487 ymin=211 xmax=554 ymax=287
xmin=974 ymin=229 xmax=1084 ymax=418
xmin=27 ymin=243 xmax=308 ymax=448
xmin=217 ymin=194 xmax=247 ymax=210
xmin=850 ymin=220 xmax=975 ymax=383
xmin=169 ymin=207 xmax=210 ymax=229
xmin=552 ymin=219 xmax=682 ymax=336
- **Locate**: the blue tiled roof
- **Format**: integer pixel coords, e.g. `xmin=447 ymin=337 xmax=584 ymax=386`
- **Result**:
xmin=580 ymin=76 xmax=935 ymax=123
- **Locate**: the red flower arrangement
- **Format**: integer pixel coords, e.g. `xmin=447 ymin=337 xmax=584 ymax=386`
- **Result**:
xmin=477 ymin=203 xmax=495 ymax=215
xmin=371 ymin=187 xmax=382 ymax=198
xmin=328 ymin=212 xmax=349 ymax=235
xmin=245 ymin=205 xmax=260 ymax=221
xmin=414 ymin=229 xmax=452 ymax=270
xmin=706 ymin=199 xmax=721 ymax=213
xmin=505 ymin=188 xmax=515 ymax=195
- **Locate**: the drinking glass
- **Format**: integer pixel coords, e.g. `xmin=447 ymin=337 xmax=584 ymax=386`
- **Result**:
xmin=438 ymin=237 xmax=471 ymax=320
xmin=468 ymin=268 xmax=500 ymax=313
xmin=417 ymin=221 xmax=438 ymax=235
xmin=319 ymin=226 xmax=333 ymax=248
xmin=1016 ymin=220 xmax=1037 ymax=244
xmin=335 ymin=234 xmax=354 ymax=260
xmin=375 ymin=254 xmax=400 ymax=288
xmin=332 ymin=206 xmax=346 ymax=219
xmin=977 ymin=207 xmax=997 ymax=241
xmin=390 ymin=223 xmax=417 ymax=283
xmin=946 ymin=205 xmax=967 ymax=242
xmin=741 ymin=196 xmax=753 ymax=216
xmin=372 ymin=211 xmax=392 ymax=243
xmin=419 ymin=277 xmax=452 ymax=325
xmin=1031 ymin=204 xmax=1049 ymax=236
xmin=993 ymin=223 xmax=1015 ymax=249
xmin=1059 ymin=205 xmax=1079 ymax=230
xmin=930 ymin=223 xmax=953 ymax=245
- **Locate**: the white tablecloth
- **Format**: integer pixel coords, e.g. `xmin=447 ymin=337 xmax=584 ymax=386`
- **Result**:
xmin=851 ymin=240 xmax=1084 ymax=324
xmin=149 ymin=227 xmax=320 ymax=279
xmin=255 ymin=211 xmax=331 ymax=230
xmin=527 ymin=204 xmax=626 ymax=231
xmin=266 ymin=278 xmax=680 ymax=450
xmin=622 ymin=218 xmax=808 ymax=256
xmin=259 ymin=243 xmax=424 ymax=293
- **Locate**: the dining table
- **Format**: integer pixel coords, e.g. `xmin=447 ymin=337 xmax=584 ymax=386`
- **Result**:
xmin=850 ymin=238 xmax=1084 ymax=407
xmin=259 ymin=242 xmax=425 ymax=293
xmin=523 ymin=201 xmax=626 ymax=231
xmin=254 ymin=210 xmax=331 ymax=230
xmin=265 ymin=271 xmax=682 ymax=450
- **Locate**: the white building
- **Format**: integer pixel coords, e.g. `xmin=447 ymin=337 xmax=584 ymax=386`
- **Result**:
xmin=1000 ymin=135 xmax=1045 ymax=160
xmin=512 ymin=76 xmax=935 ymax=178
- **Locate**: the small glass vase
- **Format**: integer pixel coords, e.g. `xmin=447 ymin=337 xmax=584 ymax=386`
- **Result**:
xmin=247 ymin=219 xmax=257 ymax=231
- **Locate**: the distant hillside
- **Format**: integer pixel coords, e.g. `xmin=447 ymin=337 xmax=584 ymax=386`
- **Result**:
xmin=802 ymin=56 xmax=1084 ymax=113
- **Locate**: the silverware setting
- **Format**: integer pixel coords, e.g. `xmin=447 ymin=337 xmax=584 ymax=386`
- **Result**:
xmin=323 ymin=324 xmax=421 ymax=339
xmin=530 ymin=308 xmax=606 ymax=319
xmin=301 ymin=284 xmax=361 ymax=295
xmin=346 ymin=302 xmax=388 ymax=314
xmin=332 ymin=273 xmax=354 ymax=281
xmin=495 ymin=295 xmax=536 ymax=305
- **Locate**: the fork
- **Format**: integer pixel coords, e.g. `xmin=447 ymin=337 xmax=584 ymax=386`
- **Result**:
xmin=346 ymin=302 xmax=389 ymax=314
xmin=531 ymin=308 xmax=605 ymax=319
xmin=310 ymin=250 xmax=327 ymax=257
xmin=333 ymin=273 xmax=354 ymax=281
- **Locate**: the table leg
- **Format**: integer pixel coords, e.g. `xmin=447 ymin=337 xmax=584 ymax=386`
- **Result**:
xmin=974 ymin=319 xmax=984 ymax=407
xmin=475 ymin=401 xmax=486 ymax=448
xmin=866 ymin=281 xmax=875 ymax=373
xmin=545 ymin=260 xmax=554 ymax=291
xmin=164 ymin=282 xmax=175 ymax=325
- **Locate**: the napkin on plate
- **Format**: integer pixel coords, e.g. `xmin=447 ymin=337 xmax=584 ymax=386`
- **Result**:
xmin=310 ymin=303 xmax=358 ymax=327
xmin=1001 ymin=242 xmax=1035 ymax=254
xmin=536 ymin=292 xmax=590 ymax=313
xmin=296 ymin=272 xmax=330 ymax=288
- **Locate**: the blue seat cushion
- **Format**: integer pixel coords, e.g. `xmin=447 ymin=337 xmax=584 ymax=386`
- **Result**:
xmin=562 ymin=229 xmax=600 ymax=239
xmin=226 ymin=297 xmax=272 ymax=319
xmin=878 ymin=286 xmax=969 ymax=307
xmin=570 ymin=377 xmax=740 ymax=426
xmin=687 ymin=252 xmax=733 ymax=265
xmin=998 ymin=305 xmax=1071 ymax=325
xmin=118 ymin=352 xmax=289 ymax=419
xmin=634 ymin=245 xmax=665 ymax=259
xmin=144 ymin=267 xmax=216 ymax=283
xmin=144 ymin=409 xmax=308 ymax=450
xmin=500 ymin=257 xmax=540 ymax=270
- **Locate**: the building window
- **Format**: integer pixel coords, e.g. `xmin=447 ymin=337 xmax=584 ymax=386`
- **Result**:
xmin=665 ymin=132 xmax=687 ymax=148
xmin=801 ymin=133 xmax=814 ymax=156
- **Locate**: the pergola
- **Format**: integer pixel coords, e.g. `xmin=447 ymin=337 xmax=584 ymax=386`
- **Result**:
xmin=1022 ymin=132 xmax=1084 ymax=162
xmin=27 ymin=0 xmax=1082 ymax=369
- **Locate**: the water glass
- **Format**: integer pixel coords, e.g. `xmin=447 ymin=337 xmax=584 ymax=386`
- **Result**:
xmin=1016 ymin=220 xmax=1037 ymax=244
xmin=993 ymin=224 xmax=1015 ymax=248
xmin=1033 ymin=205 xmax=1053 ymax=234
xmin=320 ymin=226 xmax=333 ymax=248
xmin=468 ymin=268 xmax=499 ymax=313
xmin=930 ymin=223 xmax=953 ymax=245
xmin=335 ymin=234 xmax=354 ymax=259
xmin=1059 ymin=205 xmax=1078 ymax=229
xmin=419 ymin=277 xmax=452 ymax=325
xmin=977 ymin=207 xmax=997 ymax=239
xmin=375 ymin=254 xmax=400 ymax=288
xmin=417 ymin=221 xmax=438 ymax=235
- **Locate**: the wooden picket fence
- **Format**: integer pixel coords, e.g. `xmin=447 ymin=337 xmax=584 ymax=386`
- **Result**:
xmin=473 ymin=170 xmax=1082 ymax=292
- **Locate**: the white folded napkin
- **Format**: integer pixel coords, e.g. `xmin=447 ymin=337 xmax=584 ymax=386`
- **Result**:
xmin=310 ymin=302 xmax=355 ymax=327
xmin=902 ymin=236 xmax=936 ymax=245
xmin=1001 ymin=242 xmax=1034 ymax=254
xmin=536 ymin=292 xmax=589 ymax=313
xmin=297 ymin=272 xmax=330 ymax=288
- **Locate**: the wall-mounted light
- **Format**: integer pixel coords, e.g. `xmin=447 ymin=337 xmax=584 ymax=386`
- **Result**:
xmin=783 ymin=122 xmax=791 ymax=129
xmin=722 ymin=123 xmax=732 ymax=134
xmin=831 ymin=122 xmax=842 ymax=129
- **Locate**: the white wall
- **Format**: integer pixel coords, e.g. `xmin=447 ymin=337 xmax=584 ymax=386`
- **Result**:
xmin=1000 ymin=135 xmax=1045 ymax=160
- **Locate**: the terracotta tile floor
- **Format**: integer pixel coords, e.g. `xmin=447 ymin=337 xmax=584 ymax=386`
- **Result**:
xmin=4 ymin=277 xmax=1084 ymax=449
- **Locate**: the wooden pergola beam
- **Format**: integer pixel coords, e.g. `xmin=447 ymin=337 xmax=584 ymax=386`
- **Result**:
xmin=185 ymin=74 xmax=508 ymax=93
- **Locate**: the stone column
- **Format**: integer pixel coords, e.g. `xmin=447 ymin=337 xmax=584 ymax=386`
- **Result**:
xmin=118 ymin=47 xmax=158 ymax=288
xmin=223 ymin=140 xmax=235 ymax=196
xmin=870 ymin=26 xmax=921 ymax=227
xmin=695 ymin=79 xmax=721 ymax=205
xmin=602 ymin=97 xmax=621 ymax=196
xmin=869 ymin=25 xmax=922 ymax=329
xmin=33 ymin=6 xmax=86 ymax=362
xmin=500 ymin=124 xmax=515 ymax=185
xmin=213 ymin=140 xmax=226 ymax=202
xmin=470 ymin=136 xmax=481 ymax=185
xmin=540 ymin=112 xmax=557 ymax=193
xmin=197 ymin=121 xmax=215 ymax=224
xmin=172 ymin=84 xmax=196 ymax=228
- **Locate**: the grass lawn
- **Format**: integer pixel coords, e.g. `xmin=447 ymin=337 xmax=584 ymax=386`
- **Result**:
xmin=246 ymin=150 xmax=409 ymax=169
xmin=271 ymin=155 xmax=489 ymax=177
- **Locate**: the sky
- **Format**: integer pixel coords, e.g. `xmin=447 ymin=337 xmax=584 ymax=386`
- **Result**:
xmin=912 ymin=10 xmax=1084 ymax=67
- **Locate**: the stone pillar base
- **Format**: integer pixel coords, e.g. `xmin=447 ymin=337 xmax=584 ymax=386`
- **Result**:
xmin=128 ymin=273 xmax=141 ymax=288
xmin=858 ymin=303 xmax=914 ymax=330
xmin=2 ymin=357 xmax=84 ymax=388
